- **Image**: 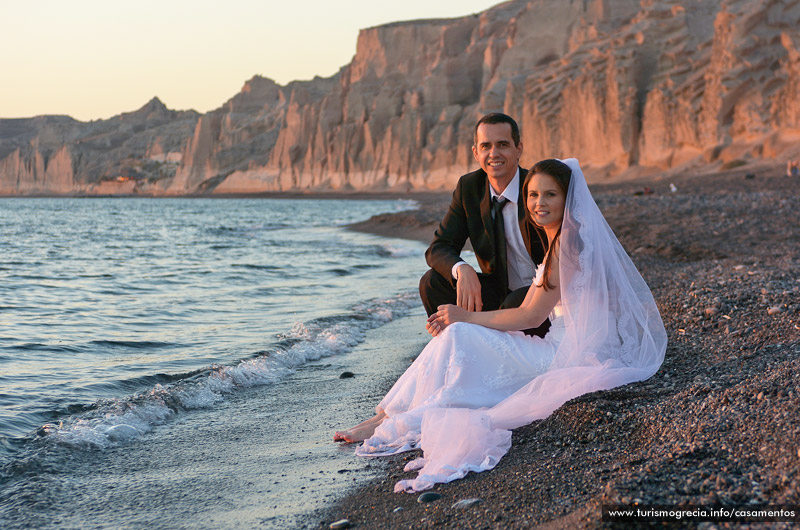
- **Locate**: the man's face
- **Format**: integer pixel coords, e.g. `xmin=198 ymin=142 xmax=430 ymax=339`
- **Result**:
xmin=472 ymin=122 xmax=522 ymax=185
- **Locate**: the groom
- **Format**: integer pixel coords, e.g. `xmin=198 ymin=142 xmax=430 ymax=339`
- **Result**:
xmin=419 ymin=113 xmax=550 ymax=337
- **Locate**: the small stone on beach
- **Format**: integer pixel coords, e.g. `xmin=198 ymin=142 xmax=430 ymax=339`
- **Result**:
xmin=452 ymin=498 xmax=483 ymax=509
xmin=339 ymin=371 xmax=355 ymax=379
xmin=417 ymin=492 xmax=443 ymax=503
xmin=767 ymin=306 xmax=783 ymax=315
xmin=329 ymin=518 xmax=351 ymax=529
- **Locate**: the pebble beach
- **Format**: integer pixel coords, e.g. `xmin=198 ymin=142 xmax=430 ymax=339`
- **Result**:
xmin=324 ymin=162 xmax=800 ymax=529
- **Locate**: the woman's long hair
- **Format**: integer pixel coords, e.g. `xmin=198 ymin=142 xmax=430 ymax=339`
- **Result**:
xmin=522 ymin=159 xmax=572 ymax=290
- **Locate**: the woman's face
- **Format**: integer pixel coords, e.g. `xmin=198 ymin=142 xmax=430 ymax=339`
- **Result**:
xmin=526 ymin=172 xmax=565 ymax=230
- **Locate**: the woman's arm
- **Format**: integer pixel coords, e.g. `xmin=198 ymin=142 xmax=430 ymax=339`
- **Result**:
xmin=427 ymin=255 xmax=561 ymax=335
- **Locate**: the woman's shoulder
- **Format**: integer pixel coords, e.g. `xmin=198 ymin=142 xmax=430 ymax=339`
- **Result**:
xmin=534 ymin=262 xmax=545 ymax=282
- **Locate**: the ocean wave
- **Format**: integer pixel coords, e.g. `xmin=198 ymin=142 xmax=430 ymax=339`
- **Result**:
xmin=5 ymin=342 xmax=86 ymax=354
xmin=230 ymin=263 xmax=284 ymax=272
xmin=209 ymin=223 xmax=290 ymax=235
xmin=379 ymin=243 xmax=425 ymax=258
xmin=39 ymin=292 xmax=420 ymax=451
xmin=89 ymin=340 xmax=181 ymax=350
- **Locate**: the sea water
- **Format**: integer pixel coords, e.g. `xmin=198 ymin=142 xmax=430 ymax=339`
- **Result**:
xmin=0 ymin=197 xmax=429 ymax=528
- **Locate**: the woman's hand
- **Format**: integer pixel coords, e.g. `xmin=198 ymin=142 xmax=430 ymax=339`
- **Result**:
xmin=426 ymin=304 xmax=469 ymax=337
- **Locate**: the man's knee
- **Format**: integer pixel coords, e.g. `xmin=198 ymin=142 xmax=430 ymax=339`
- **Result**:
xmin=420 ymin=269 xmax=445 ymax=294
xmin=419 ymin=269 xmax=455 ymax=316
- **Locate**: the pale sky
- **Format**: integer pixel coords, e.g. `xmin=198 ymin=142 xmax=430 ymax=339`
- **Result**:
xmin=1 ymin=0 xmax=499 ymax=122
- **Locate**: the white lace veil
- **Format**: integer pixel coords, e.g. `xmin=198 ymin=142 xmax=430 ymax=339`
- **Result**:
xmin=394 ymin=158 xmax=667 ymax=492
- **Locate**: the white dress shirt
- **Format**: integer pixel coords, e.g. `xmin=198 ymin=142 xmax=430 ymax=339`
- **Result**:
xmin=452 ymin=169 xmax=535 ymax=291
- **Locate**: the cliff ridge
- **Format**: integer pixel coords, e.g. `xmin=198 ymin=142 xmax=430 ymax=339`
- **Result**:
xmin=2 ymin=0 xmax=798 ymax=195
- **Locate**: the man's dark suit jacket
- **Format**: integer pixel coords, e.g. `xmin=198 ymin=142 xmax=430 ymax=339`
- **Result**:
xmin=425 ymin=167 xmax=547 ymax=293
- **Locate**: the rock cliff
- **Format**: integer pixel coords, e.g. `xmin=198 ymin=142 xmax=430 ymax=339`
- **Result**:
xmin=1 ymin=0 xmax=798 ymax=195
xmin=0 ymin=98 xmax=199 ymax=194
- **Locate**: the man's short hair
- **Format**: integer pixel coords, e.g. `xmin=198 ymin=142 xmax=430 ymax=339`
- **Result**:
xmin=474 ymin=113 xmax=521 ymax=147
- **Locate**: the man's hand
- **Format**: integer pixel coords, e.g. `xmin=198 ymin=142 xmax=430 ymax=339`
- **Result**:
xmin=455 ymin=264 xmax=482 ymax=312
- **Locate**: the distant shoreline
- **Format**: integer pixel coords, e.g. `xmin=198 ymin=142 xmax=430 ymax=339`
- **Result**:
xmin=0 ymin=191 xmax=442 ymax=200
xmin=0 ymin=158 xmax=786 ymax=201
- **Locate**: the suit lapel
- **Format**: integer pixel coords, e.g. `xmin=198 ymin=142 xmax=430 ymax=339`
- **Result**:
xmin=480 ymin=177 xmax=494 ymax=249
xmin=517 ymin=167 xmax=533 ymax=257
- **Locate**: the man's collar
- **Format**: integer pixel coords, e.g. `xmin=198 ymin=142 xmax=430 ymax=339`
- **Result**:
xmin=489 ymin=168 xmax=520 ymax=203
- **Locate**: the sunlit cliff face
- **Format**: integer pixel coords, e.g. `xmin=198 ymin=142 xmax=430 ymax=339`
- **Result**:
xmin=1 ymin=0 xmax=798 ymax=195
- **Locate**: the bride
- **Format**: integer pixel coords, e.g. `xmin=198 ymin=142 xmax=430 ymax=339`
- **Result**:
xmin=334 ymin=158 xmax=666 ymax=493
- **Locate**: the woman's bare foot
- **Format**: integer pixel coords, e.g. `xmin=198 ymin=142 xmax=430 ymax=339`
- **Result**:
xmin=333 ymin=412 xmax=386 ymax=443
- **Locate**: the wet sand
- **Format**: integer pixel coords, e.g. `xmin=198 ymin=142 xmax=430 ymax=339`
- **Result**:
xmin=318 ymin=162 xmax=800 ymax=528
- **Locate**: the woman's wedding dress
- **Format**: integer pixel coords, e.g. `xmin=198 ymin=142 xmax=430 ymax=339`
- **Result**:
xmin=356 ymin=158 xmax=667 ymax=493
xmin=357 ymin=264 xmax=563 ymax=456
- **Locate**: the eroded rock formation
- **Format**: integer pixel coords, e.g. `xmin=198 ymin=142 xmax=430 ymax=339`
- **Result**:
xmin=0 ymin=98 xmax=198 ymax=194
xmin=1 ymin=0 xmax=798 ymax=195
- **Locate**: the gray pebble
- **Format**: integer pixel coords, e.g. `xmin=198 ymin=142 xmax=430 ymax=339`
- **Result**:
xmin=329 ymin=518 xmax=351 ymax=529
xmin=452 ymin=498 xmax=483 ymax=509
xmin=339 ymin=371 xmax=355 ymax=379
xmin=392 ymin=506 xmax=404 ymax=513
xmin=417 ymin=492 xmax=442 ymax=503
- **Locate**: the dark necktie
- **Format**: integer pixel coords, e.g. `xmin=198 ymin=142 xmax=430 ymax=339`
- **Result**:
xmin=492 ymin=196 xmax=509 ymax=289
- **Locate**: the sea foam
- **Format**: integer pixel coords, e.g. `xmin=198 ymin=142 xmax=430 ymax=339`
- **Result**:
xmin=46 ymin=292 xmax=419 ymax=450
